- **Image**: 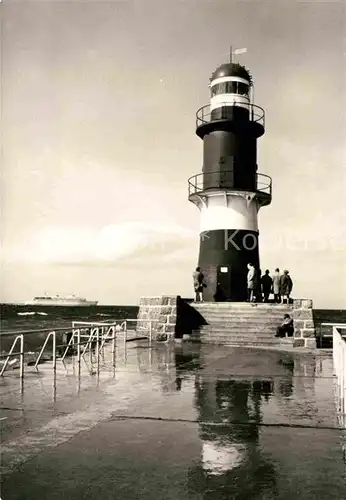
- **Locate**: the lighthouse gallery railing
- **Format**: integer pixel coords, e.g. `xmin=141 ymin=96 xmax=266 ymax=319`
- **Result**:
xmin=196 ymin=103 xmax=265 ymax=128
xmin=188 ymin=171 xmax=272 ymax=198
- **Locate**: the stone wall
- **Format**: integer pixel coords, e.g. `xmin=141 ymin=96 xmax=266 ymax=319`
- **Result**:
xmin=137 ymin=296 xmax=178 ymax=341
xmin=292 ymin=299 xmax=317 ymax=348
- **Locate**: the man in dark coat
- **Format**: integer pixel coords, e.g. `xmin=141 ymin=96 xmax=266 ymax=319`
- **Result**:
xmin=253 ymin=266 xmax=262 ymax=302
xmin=192 ymin=267 xmax=205 ymax=302
xmin=280 ymin=270 xmax=293 ymax=304
xmin=261 ymin=270 xmax=273 ymax=303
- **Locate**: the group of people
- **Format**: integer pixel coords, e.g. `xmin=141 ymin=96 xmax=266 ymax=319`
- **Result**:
xmin=247 ymin=265 xmax=293 ymax=304
xmin=192 ymin=265 xmax=293 ymax=304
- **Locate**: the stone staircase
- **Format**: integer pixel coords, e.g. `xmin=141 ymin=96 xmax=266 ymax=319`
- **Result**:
xmin=190 ymin=302 xmax=294 ymax=347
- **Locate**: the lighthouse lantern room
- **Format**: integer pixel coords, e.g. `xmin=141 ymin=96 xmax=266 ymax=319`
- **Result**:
xmin=188 ymin=50 xmax=272 ymax=301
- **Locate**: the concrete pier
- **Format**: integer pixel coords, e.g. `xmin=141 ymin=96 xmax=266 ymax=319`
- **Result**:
xmin=1 ymin=339 xmax=345 ymax=499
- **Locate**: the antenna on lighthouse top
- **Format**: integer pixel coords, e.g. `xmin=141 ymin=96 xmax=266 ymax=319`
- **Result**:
xmin=230 ymin=47 xmax=248 ymax=64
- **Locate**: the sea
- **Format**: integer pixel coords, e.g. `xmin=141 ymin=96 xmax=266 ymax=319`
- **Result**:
xmin=0 ymin=303 xmax=139 ymax=353
xmin=1 ymin=303 xmax=345 ymax=351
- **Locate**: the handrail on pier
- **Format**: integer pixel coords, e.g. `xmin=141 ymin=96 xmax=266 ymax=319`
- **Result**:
xmin=34 ymin=331 xmax=56 ymax=370
xmin=0 ymin=335 xmax=24 ymax=378
xmin=1 ymin=318 xmax=159 ymax=382
xmin=319 ymin=323 xmax=346 ymax=345
xmin=332 ymin=325 xmax=346 ymax=426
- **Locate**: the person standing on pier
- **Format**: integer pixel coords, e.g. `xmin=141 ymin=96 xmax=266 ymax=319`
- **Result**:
xmin=254 ymin=266 xmax=262 ymax=302
xmin=261 ymin=270 xmax=273 ymax=303
xmin=272 ymin=268 xmax=281 ymax=303
xmin=192 ymin=267 xmax=205 ymax=302
xmin=280 ymin=270 xmax=293 ymax=304
xmin=246 ymin=263 xmax=255 ymax=302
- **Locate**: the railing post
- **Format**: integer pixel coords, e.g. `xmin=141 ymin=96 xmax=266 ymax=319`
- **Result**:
xmin=149 ymin=320 xmax=152 ymax=345
xmin=20 ymin=334 xmax=24 ymax=379
xmin=112 ymin=326 xmax=116 ymax=368
xmin=124 ymin=320 xmax=127 ymax=348
xmin=35 ymin=331 xmax=55 ymax=370
xmin=96 ymin=327 xmax=100 ymax=375
xmin=52 ymin=331 xmax=56 ymax=373
xmin=77 ymin=328 xmax=81 ymax=368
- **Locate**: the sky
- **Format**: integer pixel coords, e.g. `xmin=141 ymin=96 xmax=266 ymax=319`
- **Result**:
xmin=1 ymin=0 xmax=345 ymax=307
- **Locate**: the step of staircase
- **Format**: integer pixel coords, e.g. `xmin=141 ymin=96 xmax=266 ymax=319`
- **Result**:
xmin=191 ymin=302 xmax=293 ymax=309
xmin=191 ymin=332 xmax=293 ymax=347
xmin=197 ymin=324 xmax=279 ymax=331
xmin=193 ymin=329 xmax=287 ymax=338
xmin=197 ymin=327 xmax=280 ymax=335
xmin=216 ymin=340 xmax=293 ymax=347
xmin=197 ymin=317 xmax=289 ymax=323
xmin=193 ymin=310 xmax=292 ymax=316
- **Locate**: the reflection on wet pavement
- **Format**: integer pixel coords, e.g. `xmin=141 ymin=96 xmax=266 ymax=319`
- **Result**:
xmin=1 ymin=341 xmax=345 ymax=499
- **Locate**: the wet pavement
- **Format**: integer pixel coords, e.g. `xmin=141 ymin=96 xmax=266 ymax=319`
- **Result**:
xmin=1 ymin=340 xmax=345 ymax=499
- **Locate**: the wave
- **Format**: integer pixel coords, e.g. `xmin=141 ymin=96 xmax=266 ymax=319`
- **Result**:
xmin=17 ymin=311 xmax=48 ymax=316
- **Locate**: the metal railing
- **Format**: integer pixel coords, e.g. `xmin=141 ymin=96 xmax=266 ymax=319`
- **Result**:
xmin=319 ymin=322 xmax=346 ymax=347
xmin=188 ymin=170 xmax=272 ymax=198
xmin=35 ymin=331 xmax=56 ymax=370
xmin=333 ymin=325 xmax=346 ymax=425
xmin=0 ymin=318 xmax=157 ymax=382
xmin=196 ymin=103 xmax=265 ymax=128
xmin=0 ymin=335 xmax=24 ymax=378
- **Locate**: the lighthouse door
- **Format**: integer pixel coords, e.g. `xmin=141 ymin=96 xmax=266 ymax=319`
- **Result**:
xmin=216 ymin=266 xmax=230 ymax=301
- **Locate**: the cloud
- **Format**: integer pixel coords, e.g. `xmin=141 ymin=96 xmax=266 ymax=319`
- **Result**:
xmin=2 ymin=222 xmax=196 ymax=266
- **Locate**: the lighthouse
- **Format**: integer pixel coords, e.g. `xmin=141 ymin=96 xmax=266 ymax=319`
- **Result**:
xmin=188 ymin=50 xmax=272 ymax=302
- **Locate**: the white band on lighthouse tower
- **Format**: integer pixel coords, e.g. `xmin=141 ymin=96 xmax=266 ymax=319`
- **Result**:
xmin=194 ymin=192 xmax=259 ymax=233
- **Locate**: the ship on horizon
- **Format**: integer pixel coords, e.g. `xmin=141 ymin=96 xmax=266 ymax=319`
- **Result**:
xmin=24 ymin=294 xmax=98 ymax=307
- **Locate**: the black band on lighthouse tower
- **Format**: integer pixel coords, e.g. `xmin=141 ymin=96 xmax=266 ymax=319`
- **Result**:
xmin=188 ymin=55 xmax=272 ymax=301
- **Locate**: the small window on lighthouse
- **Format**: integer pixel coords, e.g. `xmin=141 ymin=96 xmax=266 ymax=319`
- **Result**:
xmin=220 ymin=267 xmax=228 ymax=273
xmin=238 ymin=82 xmax=249 ymax=95
xmin=225 ymin=81 xmax=237 ymax=94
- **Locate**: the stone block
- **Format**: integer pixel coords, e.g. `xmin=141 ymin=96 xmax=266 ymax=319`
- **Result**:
xmin=162 ymin=296 xmax=169 ymax=305
xmin=158 ymin=314 xmax=168 ymax=323
xmin=293 ymin=309 xmax=313 ymax=320
xmin=167 ymin=314 xmax=177 ymax=324
xmin=304 ymin=320 xmax=315 ymax=329
xmin=293 ymin=338 xmax=305 ymax=347
xmin=139 ymin=312 xmax=148 ymax=320
xmin=301 ymin=328 xmax=316 ymax=338
xmin=156 ymin=333 xmax=168 ymax=342
xmin=304 ymin=338 xmax=317 ymax=349
xmin=164 ymin=324 xmax=176 ymax=334
xmin=301 ymin=299 xmax=313 ymax=309
xmin=160 ymin=306 xmax=172 ymax=315
xmin=168 ymin=297 xmax=178 ymax=306
xmin=156 ymin=324 xmax=165 ymax=333
xmin=294 ymin=320 xmax=305 ymax=329
xmin=294 ymin=329 xmax=302 ymax=338
xmin=293 ymin=299 xmax=302 ymax=309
